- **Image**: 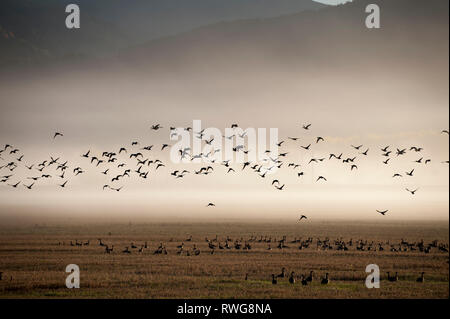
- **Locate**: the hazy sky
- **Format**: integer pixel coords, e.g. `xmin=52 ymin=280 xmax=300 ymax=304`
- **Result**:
xmin=0 ymin=67 xmax=448 ymax=222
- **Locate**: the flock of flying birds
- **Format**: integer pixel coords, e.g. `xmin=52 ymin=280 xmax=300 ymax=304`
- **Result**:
xmin=0 ymin=124 xmax=449 ymax=219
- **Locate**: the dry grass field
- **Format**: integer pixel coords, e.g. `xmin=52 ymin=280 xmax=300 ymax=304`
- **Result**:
xmin=0 ymin=220 xmax=448 ymax=299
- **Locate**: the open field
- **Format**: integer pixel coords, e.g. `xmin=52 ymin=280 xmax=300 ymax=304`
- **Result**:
xmin=0 ymin=220 xmax=448 ymax=299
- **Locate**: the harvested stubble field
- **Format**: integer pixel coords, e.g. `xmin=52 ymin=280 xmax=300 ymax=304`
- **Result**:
xmin=0 ymin=220 xmax=448 ymax=299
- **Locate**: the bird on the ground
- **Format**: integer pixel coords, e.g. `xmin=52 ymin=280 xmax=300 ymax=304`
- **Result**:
xmin=321 ymin=273 xmax=330 ymax=285
xmin=416 ymin=272 xmax=425 ymax=283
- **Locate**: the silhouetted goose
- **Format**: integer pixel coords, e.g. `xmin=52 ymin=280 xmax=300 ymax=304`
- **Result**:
xmin=105 ymin=245 xmax=114 ymax=254
xmin=299 ymin=215 xmax=307 ymax=221
xmin=300 ymin=275 xmax=308 ymax=286
xmin=24 ymin=183 xmax=34 ymax=190
xmin=321 ymin=273 xmax=329 ymax=285
xmin=277 ymin=267 xmax=287 ymax=278
xmin=151 ymin=124 xmax=163 ymax=130
xmin=301 ymin=144 xmax=311 ymax=150
xmin=406 ymin=188 xmax=419 ymax=195
xmin=302 ymin=124 xmax=312 ymax=130
xmin=306 ymin=271 xmax=314 ymax=282
xmin=289 ymin=272 xmax=296 ymax=284
xmin=8 ymin=181 xmax=20 ymax=188
xmin=416 ymin=272 xmax=425 ymax=283
xmin=245 ymin=273 xmax=249 ymax=281
xmin=387 ymin=272 xmax=398 ymax=282
xmin=53 ymin=132 xmax=63 ymax=139
xmin=271 ymin=274 xmax=278 ymax=285
xmin=122 ymin=247 xmax=131 ymax=254
xmin=377 ymin=210 xmax=388 ymax=216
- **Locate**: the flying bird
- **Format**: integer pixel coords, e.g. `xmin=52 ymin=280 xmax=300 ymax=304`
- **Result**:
xmin=151 ymin=124 xmax=163 ymax=130
xmin=406 ymin=188 xmax=419 ymax=195
xmin=301 ymin=144 xmax=311 ymax=150
xmin=406 ymin=169 xmax=415 ymax=177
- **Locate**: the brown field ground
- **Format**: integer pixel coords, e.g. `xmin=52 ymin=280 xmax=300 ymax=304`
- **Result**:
xmin=0 ymin=220 xmax=448 ymax=299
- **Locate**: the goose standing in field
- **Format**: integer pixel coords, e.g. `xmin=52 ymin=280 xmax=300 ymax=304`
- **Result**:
xmin=300 ymin=274 xmax=308 ymax=286
xmin=271 ymin=274 xmax=278 ymax=285
xmin=105 ymin=245 xmax=114 ymax=254
xmin=416 ymin=272 xmax=425 ymax=283
xmin=321 ymin=273 xmax=330 ymax=285
xmin=387 ymin=272 xmax=398 ymax=282
xmin=277 ymin=267 xmax=287 ymax=278
xmin=306 ymin=271 xmax=314 ymax=282
xmin=289 ymin=272 xmax=296 ymax=284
